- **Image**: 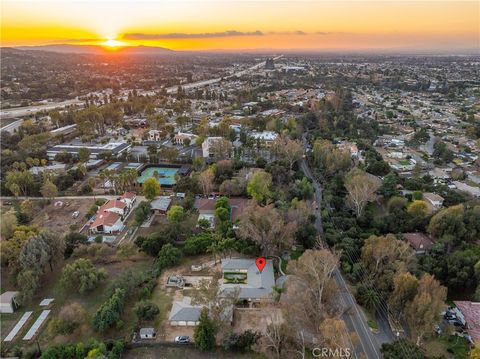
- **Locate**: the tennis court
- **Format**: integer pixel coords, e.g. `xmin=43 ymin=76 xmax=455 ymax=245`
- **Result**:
xmin=137 ymin=166 xmax=179 ymax=186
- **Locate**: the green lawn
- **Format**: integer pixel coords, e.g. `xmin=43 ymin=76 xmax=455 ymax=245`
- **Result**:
xmin=423 ymin=335 xmax=471 ymax=359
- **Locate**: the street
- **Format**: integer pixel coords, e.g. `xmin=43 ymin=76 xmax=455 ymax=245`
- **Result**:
xmin=299 ymin=154 xmax=382 ymax=359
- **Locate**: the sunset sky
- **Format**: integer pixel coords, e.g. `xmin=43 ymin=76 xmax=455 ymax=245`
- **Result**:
xmin=1 ymin=0 xmax=479 ymax=51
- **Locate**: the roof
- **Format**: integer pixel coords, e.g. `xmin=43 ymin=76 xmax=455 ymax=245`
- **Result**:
xmin=90 ymin=211 xmax=121 ymax=228
xmin=0 ymin=291 xmax=19 ymax=304
xmin=98 ymin=200 xmax=127 ymax=212
xmin=194 ymin=197 xmax=248 ymax=221
xmin=120 ymin=192 xmax=136 ymax=199
xmin=454 ymin=301 xmax=480 ymax=342
xmin=47 ymin=141 xmax=130 ymax=155
xmin=220 ymin=258 xmax=275 ymax=300
xmin=151 ymin=196 xmax=172 ymax=211
xmin=169 ymin=297 xmax=202 ymax=322
xmin=403 ymin=233 xmax=435 ymax=251
xmin=423 ymin=192 xmax=445 ymax=202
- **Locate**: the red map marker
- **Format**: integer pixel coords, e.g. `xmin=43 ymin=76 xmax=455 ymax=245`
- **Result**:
xmin=255 ymin=257 xmax=266 ymax=273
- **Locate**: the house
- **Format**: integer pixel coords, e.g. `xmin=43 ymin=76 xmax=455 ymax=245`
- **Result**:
xmin=151 ymin=196 xmax=172 ymax=215
xmin=0 ymin=291 xmax=19 ymax=313
xmin=249 ymin=131 xmax=278 ymax=147
xmin=90 ymin=212 xmax=124 ymax=234
xmin=169 ymin=297 xmax=202 ymax=326
xmin=174 ymin=132 xmax=198 ymax=145
xmin=148 ymin=129 xmax=161 ymax=141
xmin=202 ymin=137 xmax=230 ymax=159
xmin=219 ymin=258 xmax=275 ymax=305
xmin=194 ymin=197 xmax=248 ymax=228
xmin=402 ymin=233 xmax=436 ymax=255
xmin=453 ymin=301 xmax=480 ymax=344
xmin=98 ymin=200 xmax=128 ymax=217
xmin=139 ymin=327 xmax=156 ymax=339
xmin=119 ymin=192 xmax=137 ymax=209
xmin=423 ymin=192 xmax=444 ymax=211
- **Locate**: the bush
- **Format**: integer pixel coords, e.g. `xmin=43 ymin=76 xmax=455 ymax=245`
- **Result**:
xmin=47 ymin=303 xmax=85 ymax=336
xmin=184 ymin=232 xmax=213 ymax=255
xmin=92 ymin=289 xmax=126 ymax=332
xmin=134 ymin=301 xmax=160 ymax=320
xmin=155 ymin=244 xmax=182 ymax=274
xmin=60 ymin=259 xmax=107 ymax=294
xmin=222 ymin=330 xmax=261 ymax=353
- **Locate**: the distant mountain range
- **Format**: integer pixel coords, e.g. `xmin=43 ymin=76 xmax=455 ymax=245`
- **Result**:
xmin=12 ymin=44 xmax=175 ymax=55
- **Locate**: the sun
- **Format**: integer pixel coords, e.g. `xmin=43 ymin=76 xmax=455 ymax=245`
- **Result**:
xmin=101 ymin=39 xmax=125 ymax=48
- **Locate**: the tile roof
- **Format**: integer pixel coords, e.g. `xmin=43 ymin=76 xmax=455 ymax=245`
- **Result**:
xmin=90 ymin=211 xmax=121 ymax=228
xmin=403 ymin=233 xmax=436 ymax=251
xmin=454 ymin=301 xmax=480 ymax=343
xmin=99 ymin=199 xmax=127 ymax=212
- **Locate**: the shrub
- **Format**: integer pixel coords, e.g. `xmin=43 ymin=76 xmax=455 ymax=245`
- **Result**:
xmin=134 ymin=301 xmax=160 ymax=320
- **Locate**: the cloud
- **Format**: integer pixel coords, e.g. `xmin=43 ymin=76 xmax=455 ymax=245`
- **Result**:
xmin=122 ymin=30 xmax=264 ymax=40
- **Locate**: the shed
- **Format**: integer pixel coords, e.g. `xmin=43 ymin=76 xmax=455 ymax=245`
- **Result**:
xmin=0 ymin=291 xmax=19 ymax=313
xmin=139 ymin=327 xmax=156 ymax=339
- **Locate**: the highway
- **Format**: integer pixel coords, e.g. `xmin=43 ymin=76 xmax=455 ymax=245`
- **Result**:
xmin=300 ymin=136 xmax=382 ymax=359
xmin=0 ymin=99 xmax=84 ymax=120
xmin=166 ymin=55 xmax=283 ymax=94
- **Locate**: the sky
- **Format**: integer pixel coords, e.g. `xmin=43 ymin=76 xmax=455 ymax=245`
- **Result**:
xmin=1 ymin=0 xmax=479 ymax=51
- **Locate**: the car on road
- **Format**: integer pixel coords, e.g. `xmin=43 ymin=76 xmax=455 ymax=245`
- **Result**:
xmin=174 ymin=336 xmax=191 ymax=344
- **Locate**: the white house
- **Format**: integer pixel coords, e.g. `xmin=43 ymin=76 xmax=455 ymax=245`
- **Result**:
xmin=249 ymin=131 xmax=278 ymax=147
xmin=139 ymin=328 xmax=156 ymax=339
xmin=119 ymin=192 xmax=137 ymax=209
xmin=423 ymin=192 xmax=444 ymax=211
xmin=174 ymin=132 xmax=198 ymax=145
xmin=0 ymin=291 xmax=19 ymax=313
xmin=90 ymin=212 xmax=124 ymax=234
xmin=202 ymin=137 xmax=223 ymax=159
xmin=98 ymin=200 xmax=128 ymax=217
xmin=148 ymin=129 xmax=161 ymax=141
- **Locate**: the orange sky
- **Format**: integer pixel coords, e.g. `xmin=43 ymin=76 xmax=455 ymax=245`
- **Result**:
xmin=1 ymin=1 xmax=479 ymax=51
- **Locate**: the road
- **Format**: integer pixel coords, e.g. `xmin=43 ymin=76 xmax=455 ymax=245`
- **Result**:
xmin=166 ymin=55 xmax=283 ymax=94
xmin=300 ymin=139 xmax=381 ymax=359
xmin=0 ymin=99 xmax=84 ymax=120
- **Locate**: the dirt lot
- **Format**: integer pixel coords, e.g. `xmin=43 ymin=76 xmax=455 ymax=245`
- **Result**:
xmin=124 ymin=346 xmax=264 ymax=359
xmin=32 ymin=198 xmax=95 ymax=234
xmin=233 ymin=307 xmax=283 ymax=334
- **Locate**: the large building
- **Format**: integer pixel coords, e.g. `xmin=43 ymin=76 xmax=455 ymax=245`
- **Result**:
xmin=47 ymin=141 xmax=131 ymax=160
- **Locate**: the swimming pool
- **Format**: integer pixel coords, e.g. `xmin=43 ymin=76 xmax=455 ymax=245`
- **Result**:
xmin=137 ymin=166 xmax=179 ymax=186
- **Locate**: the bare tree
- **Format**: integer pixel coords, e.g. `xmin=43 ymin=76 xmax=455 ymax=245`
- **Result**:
xmin=198 ymin=169 xmax=215 ymax=196
xmin=238 ymin=202 xmax=296 ymax=256
xmin=345 ymin=168 xmax=380 ymax=217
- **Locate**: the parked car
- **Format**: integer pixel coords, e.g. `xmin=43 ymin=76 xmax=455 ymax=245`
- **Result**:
xmin=174 ymin=336 xmax=191 ymax=344
xmin=72 ymin=211 xmax=80 ymax=218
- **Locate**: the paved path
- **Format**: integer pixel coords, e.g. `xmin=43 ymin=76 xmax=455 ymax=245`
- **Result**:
xmin=0 ymin=99 xmax=84 ymax=120
xmin=300 ymin=137 xmax=382 ymax=359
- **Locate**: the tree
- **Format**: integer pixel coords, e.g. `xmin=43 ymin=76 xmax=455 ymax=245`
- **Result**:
xmin=387 ymin=196 xmax=408 ymax=213
xmin=361 ymin=234 xmax=416 ymax=295
xmin=285 ymin=250 xmax=339 ymax=334
xmin=92 ymin=288 xmax=126 ymax=332
xmin=312 ymin=139 xmax=352 ymax=177
xmin=345 ymin=168 xmax=380 ymax=217
xmin=134 ymin=201 xmax=151 ymax=225
xmin=64 ymin=232 xmax=88 ymax=258
xmin=60 ymin=259 xmax=107 ymax=294
xmin=210 ymin=138 xmax=232 ymax=161
xmin=198 ymin=169 xmax=215 ymax=196
xmin=41 ymin=180 xmax=58 ymax=201
xmin=272 ymin=137 xmax=303 ymax=169
xmin=17 ymin=269 xmax=40 ymax=304
xmin=184 ymin=232 xmax=214 ymax=255
xmin=156 ymin=244 xmax=182 ymax=273
xmin=143 ymin=177 xmax=160 ymax=200
xmin=388 ymin=272 xmax=419 ymax=317
xmin=247 ymin=170 xmax=272 ymax=203
xmin=319 ymin=318 xmax=357 ymax=356
xmin=407 ymin=200 xmax=429 ymax=219
xmin=405 ymin=274 xmax=446 ymax=345
xmin=238 ymin=202 xmax=295 ymax=255
xmin=194 ymin=308 xmax=217 ymax=351
xmin=1 ymin=212 xmax=18 ymax=239
xmin=167 ymin=205 xmax=185 ymax=224
xmin=6 ymin=170 xmax=34 ymax=197
xmin=428 ymin=204 xmax=466 ymax=241
xmin=381 ymin=172 xmax=399 ymax=198
xmin=381 ymin=339 xmax=426 ymax=359
xmin=78 ymin=147 xmax=91 ymax=163
xmin=48 ymin=302 xmax=86 ymax=336
xmin=134 ymin=301 xmax=160 ymax=320
xmin=222 ymin=330 xmax=261 ymax=353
